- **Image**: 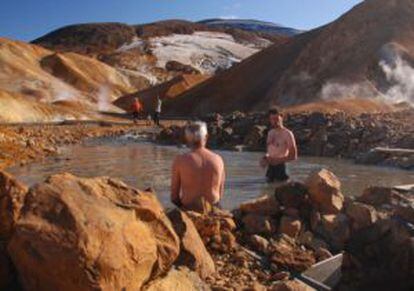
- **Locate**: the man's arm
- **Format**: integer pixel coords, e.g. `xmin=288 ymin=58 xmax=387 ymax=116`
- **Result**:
xmin=171 ymin=157 xmax=182 ymax=207
xmin=220 ymin=162 xmax=226 ymax=198
xmin=261 ymin=130 xmax=274 ymax=167
xmin=286 ymin=130 xmax=298 ymax=161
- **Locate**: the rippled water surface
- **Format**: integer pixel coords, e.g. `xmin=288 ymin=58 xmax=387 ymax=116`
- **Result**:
xmin=8 ymin=138 xmax=414 ymax=209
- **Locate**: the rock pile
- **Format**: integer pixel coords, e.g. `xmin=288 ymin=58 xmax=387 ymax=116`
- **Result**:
xmin=157 ymin=109 xmax=414 ymax=169
xmin=0 ymin=168 xmax=412 ymax=290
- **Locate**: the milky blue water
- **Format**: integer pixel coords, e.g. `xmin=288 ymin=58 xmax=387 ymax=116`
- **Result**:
xmin=8 ymin=138 xmax=414 ymax=209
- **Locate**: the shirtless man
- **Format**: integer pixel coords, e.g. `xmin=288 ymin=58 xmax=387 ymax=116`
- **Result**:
xmin=261 ymin=107 xmax=298 ymax=182
xmin=171 ymin=122 xmax=225 ymax=213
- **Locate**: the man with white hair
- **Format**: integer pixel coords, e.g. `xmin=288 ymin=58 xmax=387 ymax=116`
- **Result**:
xmin=171 ymin=121 xmax=225 ymax=213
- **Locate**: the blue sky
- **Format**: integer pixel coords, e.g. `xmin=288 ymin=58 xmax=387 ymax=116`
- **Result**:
xmin=1 ymin=0 xmax=362 ymax=41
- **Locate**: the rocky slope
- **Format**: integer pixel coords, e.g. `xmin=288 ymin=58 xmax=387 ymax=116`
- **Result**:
xmin=165 ymin=0 xmax=414 ymax=115
xmin=1 ymin=168 xmax=412 ymax=290
xmin=0 ymin=37 xmax=147 ymax=122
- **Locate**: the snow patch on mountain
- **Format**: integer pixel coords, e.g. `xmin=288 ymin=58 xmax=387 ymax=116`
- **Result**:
xmin=117 ymin=31 xmax=269 ymax=74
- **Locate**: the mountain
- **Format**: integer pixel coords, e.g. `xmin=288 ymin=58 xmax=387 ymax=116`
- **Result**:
xmin=33 ymin=20 xmax=289 ymax=83
xmin=0 ymin=37 xmax=145 ymax=122
xmin=198 ymin=19 xmax=303 ymax=37
xmin=0 ymin=17 xmax=292 ymax=122
xmin=165 ymin=0 xmax=414 ymax=115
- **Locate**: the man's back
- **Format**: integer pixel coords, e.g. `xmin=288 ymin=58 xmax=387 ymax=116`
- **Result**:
xmin=172 ymin=148 xmax=225 ymax=211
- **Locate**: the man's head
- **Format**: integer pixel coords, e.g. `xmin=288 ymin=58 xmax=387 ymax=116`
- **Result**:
xmin=268 ymin=106 xmax=283 ymax=128
xmin=185 ymin=121 xmax=208 ymax=149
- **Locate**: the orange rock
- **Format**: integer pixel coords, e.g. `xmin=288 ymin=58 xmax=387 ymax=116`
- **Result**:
xmin=143 ymin=267 xmax=209 ymax=291
xmin=250 ymin=235 xmax=270 ymax=254
xmin=242 ymin=214 xmax=276 ymax=235
xmin=279 ymin=216 xmax=302 ymax=239
xmin=270 ymin=235 xmax=315 ymax=273
xmin=345 ymin=201 xmax=377 ymax=231
xmin=358 ymin=187 xmax=403 ymax=206
xmin=274 ymin=182 xmax=309 ymax=209
xmin=320 ymin=213 xmax=350 ymax=249
xmin=269 ymin=279 xmax=313 ymax=291
xmin=168 ymin=209 xmax=215 ymax=279
xmin=8 ymin=173 xmax=179 ymax=291
xmin=0 ymin=171 xmax=28 ymax=240
xmin=239 ymin=195 xmax=280 ymax=216
xmin=305 ymin=169 xmax=344 ymax=214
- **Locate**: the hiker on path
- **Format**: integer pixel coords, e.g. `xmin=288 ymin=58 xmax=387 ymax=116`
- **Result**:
xmin=153 ymin=96 xmax=162 ymax=126
xmin=131 ymin=97 xmax=143 ymax=124
xmin=260 ymin=107 xmax=298 ymax=182
xmin=171 ymin=122 xmax=225 ymax=213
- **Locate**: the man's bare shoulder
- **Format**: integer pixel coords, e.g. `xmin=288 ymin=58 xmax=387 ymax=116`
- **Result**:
xmin=205 ymin=149 xmax=224 ymax=163
xmin=268 ymin=128 xmax=277 ymax=135
xmin=173 ymin=153 xmax=188 ymax=164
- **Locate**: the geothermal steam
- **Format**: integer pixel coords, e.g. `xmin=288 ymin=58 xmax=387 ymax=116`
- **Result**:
xmin=379 ymin=53 xmax=414 ymax=105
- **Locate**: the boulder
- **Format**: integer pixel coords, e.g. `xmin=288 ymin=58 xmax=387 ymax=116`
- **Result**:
xmin=346 ymin=219 xmax=414 ymax=290
xmin=270 ymin=235 xmax=316 ymax=273
xmin=274 ymin=182 xmax=308 ymax=209
xmin=358 ymin=187 xmax=402 ymax=206
xmin=239 ymin=195 xmax=280 ymax=216
xmin=320 ymin=214 xmax=350 ymax=249
xmin=395 ymin=203 xmax=414 ymax=224
xmin=279 ymin=216 xmax=302 ymax=239
xmin=0 ymin=171 xmax=28 ymax=239
xmin=144 ymin=267 xmax=210 ymax=291
xmin=345 ymin=201 xmax=377 ymax=231
xmin=310 ymin=209 xmax=321 ymax=232
xmin=305 ymin=169 xmax=344 ymax=214
xmin=242 ymin=214 xmax=276 ymax=235
xmin=186 ymin=211 xmax=221 ymax=244
xmin=167 ymin=209 xmax=215 ymax=279
xmin=8 ymin=173 xmax=180 ymax=291
xmin=297 ymin=231 xmax=329 ymax=251
xmin=0 ymin=242 xmax=17 ymax=291
xmin=210 ymin=229 xmax=237 ymax=253
xmin=186 ymin=210 xmax=237 ymax=252
xmin=250 ymin=235 xmax=270 ymax=254
xmin=243 ymin=125 xmax=267 ymax=150
xmin=269 ymin=280 xmax=313 ymax=291
xmin=157 ymin=126 xmax=184 ymax=145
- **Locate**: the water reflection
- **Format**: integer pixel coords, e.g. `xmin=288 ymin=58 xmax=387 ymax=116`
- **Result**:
xmin=8 ymin=141 xmax=414 ymax=209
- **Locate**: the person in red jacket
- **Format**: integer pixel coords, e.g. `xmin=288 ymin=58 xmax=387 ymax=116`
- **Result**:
xmin=131 ymin=97 xmax=143 ymax=124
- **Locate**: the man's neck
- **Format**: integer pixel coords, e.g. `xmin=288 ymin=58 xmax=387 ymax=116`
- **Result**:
xmin=190 ymin=145 xmax=206 ymax=151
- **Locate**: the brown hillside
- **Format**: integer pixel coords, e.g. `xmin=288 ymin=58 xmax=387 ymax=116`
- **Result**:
xmin=0 ymin=38 xmax=149 ymax=122
xmin=32 ymin=23 xmax=137 ymax=56
xmin=114 ymin=74 xmax=210 ymax=112
xmin=165 ymin=0 xmax=414 ymax=115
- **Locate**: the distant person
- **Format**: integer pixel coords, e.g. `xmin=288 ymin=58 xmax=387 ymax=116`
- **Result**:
xmin=153 ymin=96 xmax=162 ymax=126
xmin=131 ymin=97 xmax=143 ymax=124
xmin=171 ymin=122 xmax=225 ymax=213
xmin=260 ymin=107 xmax=298 ymax=182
